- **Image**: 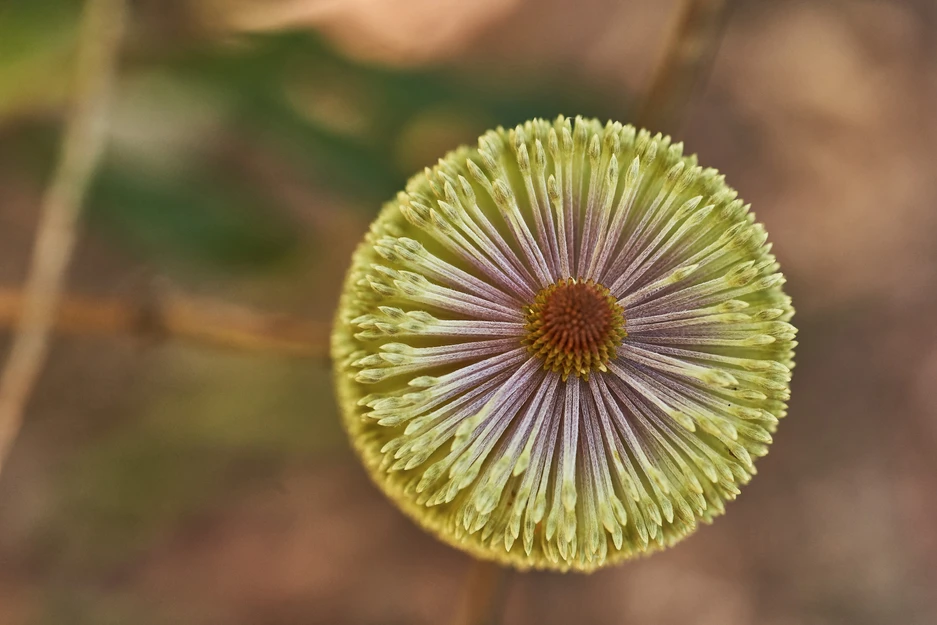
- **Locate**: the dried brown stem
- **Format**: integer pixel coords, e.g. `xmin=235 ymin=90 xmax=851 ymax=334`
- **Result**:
xmin=637 ymin=0 xmax=734 ymax=135
xmin=450 ymin=560 xmax=510 ymax=625
xmin=0 ymin=287 xmax=331 ymax=357
xmin=0 ymin=0 xmax=126 ymax=474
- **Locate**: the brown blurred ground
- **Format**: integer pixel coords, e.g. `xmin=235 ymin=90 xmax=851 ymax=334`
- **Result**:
xmin=1 ymin=0 xmax=937 ymax=623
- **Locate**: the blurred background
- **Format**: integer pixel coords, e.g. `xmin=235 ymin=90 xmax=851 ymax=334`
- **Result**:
xmin=1 ymin=0 xmax=936 ymax=623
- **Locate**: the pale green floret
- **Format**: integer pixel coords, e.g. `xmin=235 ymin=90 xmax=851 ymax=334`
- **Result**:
xmin=332 ymin=116 xmax=795 ymax=572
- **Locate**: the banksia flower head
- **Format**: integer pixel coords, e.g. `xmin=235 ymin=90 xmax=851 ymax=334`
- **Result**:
xmin=332 ymin=116 xmax=795 ymax=572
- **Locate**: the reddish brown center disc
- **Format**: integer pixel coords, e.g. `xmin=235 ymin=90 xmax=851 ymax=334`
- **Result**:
xmin=524 ymin=279 xmax=627 ymax=380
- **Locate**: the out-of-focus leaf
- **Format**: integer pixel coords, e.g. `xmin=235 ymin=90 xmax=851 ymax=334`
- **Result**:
xmin=0 ymin=1 xmax=80 ymax=119
xmin=162 ymin=33 xmax=619 ymax=205
xmin=5 ymin=26 xmax=627 ymax=273
xmin=88 ymin=159 xmax=300 ymax=271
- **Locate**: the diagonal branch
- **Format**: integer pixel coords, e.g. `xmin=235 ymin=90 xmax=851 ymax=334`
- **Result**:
xmin=0 ymin=0 xmax=126 ymax=475
xmin=637 ymin=0 xmax=735 ymax=135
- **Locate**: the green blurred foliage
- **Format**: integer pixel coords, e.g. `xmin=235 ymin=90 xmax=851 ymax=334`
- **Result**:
xmin=49 ymin=348 xmax=339 ymax=571
xmin=2 ymin=1 xmax=618 ymax=274
xmin=89 ymin=161 xmax=300 ymax=271
xmin=0 ymin=1 xmax=80 ymax=118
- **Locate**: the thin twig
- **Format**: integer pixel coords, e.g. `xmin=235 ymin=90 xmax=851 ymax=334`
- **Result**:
xmin=0 ymin=0 xmax=125 ymax=474
xmin=450 ymin=560 xmax=510 ymax=625
xmin=637 ymin=0 xmax=734 ymax=135
xmin=0 ymin=287 xmax=331 ymax=357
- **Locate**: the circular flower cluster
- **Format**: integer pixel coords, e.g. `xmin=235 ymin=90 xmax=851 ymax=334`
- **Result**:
xmin=332 ymin=116 xmax=795 ymax=571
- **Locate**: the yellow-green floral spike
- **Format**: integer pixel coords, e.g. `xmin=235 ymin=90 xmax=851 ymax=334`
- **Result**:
xmin=332 ymin=116 xmax=795 ymax=572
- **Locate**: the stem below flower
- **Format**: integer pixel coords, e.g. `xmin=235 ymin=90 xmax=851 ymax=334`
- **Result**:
xmin=450 ymin=560 xmax=511 ymax=625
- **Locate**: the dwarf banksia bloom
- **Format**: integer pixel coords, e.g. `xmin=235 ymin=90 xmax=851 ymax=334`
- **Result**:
xmin=332 ymin=116 xmax=795 ymax=571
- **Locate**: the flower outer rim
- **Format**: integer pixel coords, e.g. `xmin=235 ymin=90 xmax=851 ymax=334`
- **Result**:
xmin=331 ymin=117 xmax=795 ymax=572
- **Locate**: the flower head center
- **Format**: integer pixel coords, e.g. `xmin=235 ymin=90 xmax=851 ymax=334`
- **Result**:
xmin=524 ymin=278 xmax=627 ymax=380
